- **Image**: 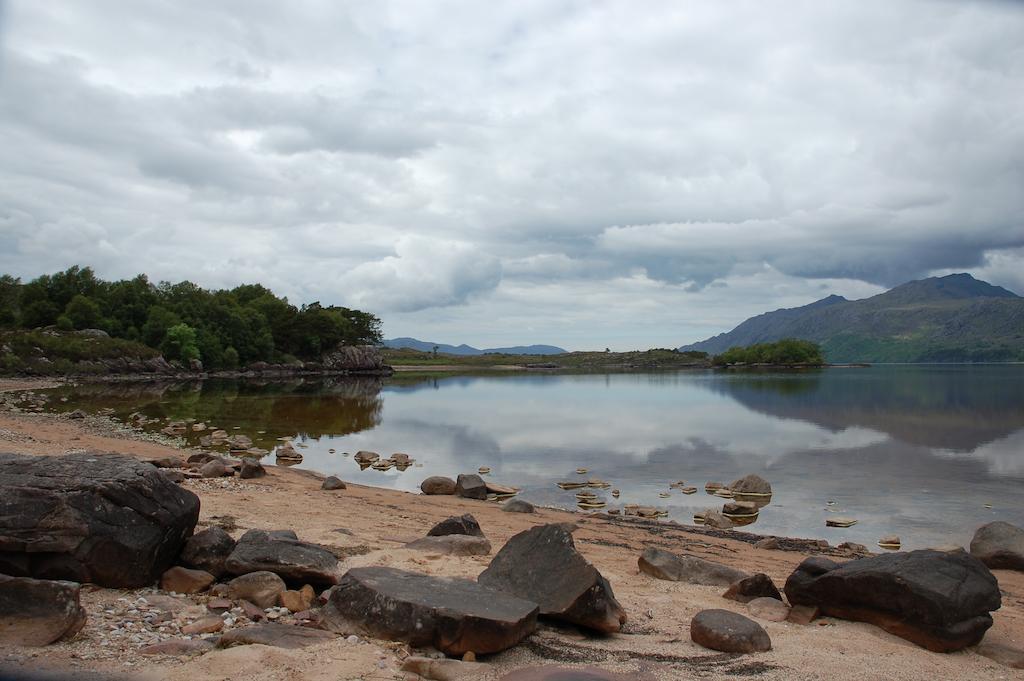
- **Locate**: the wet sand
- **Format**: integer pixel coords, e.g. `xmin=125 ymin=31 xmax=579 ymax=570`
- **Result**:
xmin=1 ymin=378 xmax=1023 ymax=680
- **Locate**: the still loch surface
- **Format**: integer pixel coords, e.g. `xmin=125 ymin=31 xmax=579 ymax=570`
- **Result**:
xmin=48 ymin=365 xmax=1024 ymax=550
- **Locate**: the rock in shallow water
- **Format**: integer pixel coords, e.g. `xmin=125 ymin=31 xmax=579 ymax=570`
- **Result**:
xmin=0 ymin=574 xmax=87 ymax=646
xmin=479 ymin=524 xmax=626 ymax=633
xmin=784 ymin=549 xmax=1000 ymax=652
xmin=638 ymin=547 xmax=749 ymax=586
xmin=0 ymin=451 xmax=200 ymax=588
xmin=690 ymin=609 xmax=771 ymax=653
xmin=321 ymin=566 xmax=538 ymax=655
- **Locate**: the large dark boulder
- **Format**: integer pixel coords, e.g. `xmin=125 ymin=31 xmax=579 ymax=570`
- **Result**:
xmin=478 ymin=524 xmax=626 ymax=633
xmin=455 ymin=474 xmax=488 ymax=500
xmin=784 ymin=549 xmax=1001 ymax=652
xmin=180 ymin=527 xmax=236 ymax=578
xmin=224 ymin=529 xmax=342 ymax=586
xmin=0 ymin=452 xmax=200 ymax=588
xmin=321 ymin=566 xmax=538 ymax=655
xmin=638 ymin=547 xmax=749 ymax=586
xmin=428 ymin=514 xmax=484 ymax=538
xmin=0 ymin=574 xmax=87 ymax=645
xmin=970 ymin=521 xmax=1024 ymax=571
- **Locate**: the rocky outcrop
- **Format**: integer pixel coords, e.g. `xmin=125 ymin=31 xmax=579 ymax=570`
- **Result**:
xmin=690 ymin=609 xmax=771 ymax=653
xmin=321 ymin=566 xmax=539 ymax=655
xmin=428 ymin=514 xmax=484 ymax=538
xmin=179 ymin=527 xmax=236 ymax=578
xmin=638 ymin=547 xmax=749 ymax=586
xmin=784 ymin=550 xmax=1001 ymax=652
xmin=970 ymin=521 xmax=1024 ymax=571
xmin=0 ymin=574 xmax=87 ymax=646
xmin=728 ymin=474 xmax=772 ymax=497
xmin=478 ymin=524 xmax=626 ymax=633
xmin=420 ymin=476 xmax=457 ymax=495
xmin=225 ymin=530 xmax=342 ymax=586
xmin=0 ymin=452 xmax=200 ymax=588
xmin=320 ymin=345 xmax=387 ymax=372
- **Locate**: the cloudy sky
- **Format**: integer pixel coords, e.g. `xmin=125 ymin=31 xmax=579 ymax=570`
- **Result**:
xmin=1 ymin=1 xmax=1022 ymax=350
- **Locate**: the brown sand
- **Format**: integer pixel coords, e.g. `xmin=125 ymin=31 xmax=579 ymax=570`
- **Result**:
xmin=1 ymin=378 xmax=1023 ymax=680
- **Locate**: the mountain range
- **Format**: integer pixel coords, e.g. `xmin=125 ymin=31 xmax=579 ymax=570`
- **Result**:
xmin=679 ymin=273 xmax=1024 ymax=362
xmin=382 ymin=337 xmax=568 ymax=356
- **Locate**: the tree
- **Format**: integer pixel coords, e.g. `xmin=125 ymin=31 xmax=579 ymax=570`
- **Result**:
xmin=0 ymin=275 xmax=20 ymax=327
xmin=64 ymin=294 xmax=102 ymax=329
xmin=160 ymin=323 xmax=200 ymax=362
xmin=141 ymin=306 xmax=181 ymax=347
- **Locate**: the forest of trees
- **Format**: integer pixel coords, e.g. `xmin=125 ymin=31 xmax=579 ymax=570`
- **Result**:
xmin=712 ymin=338 xmax=825 ymax=366
xmin=0 ymin=267 xmax=382 ymax=369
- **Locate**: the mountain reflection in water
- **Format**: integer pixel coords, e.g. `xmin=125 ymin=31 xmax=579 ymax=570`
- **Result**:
xmin=47 ymin=365 xmax=1024 ymax=549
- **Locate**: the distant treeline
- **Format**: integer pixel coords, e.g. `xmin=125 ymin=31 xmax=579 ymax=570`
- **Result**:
xmin=0 ymin=267 xmax=381 ymax=369
xmin=712 ymin=338 xmax=824 ymax=366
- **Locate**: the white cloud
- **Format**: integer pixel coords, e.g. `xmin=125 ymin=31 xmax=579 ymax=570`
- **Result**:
xmin=0 ymin=1 xmax=1022 ymax=347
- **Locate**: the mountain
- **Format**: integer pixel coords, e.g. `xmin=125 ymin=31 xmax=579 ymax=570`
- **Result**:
xmin=383 ymin=337 xmax=567 ymax=356
xmin=680 ymin=273 xmax=1024 ymax=362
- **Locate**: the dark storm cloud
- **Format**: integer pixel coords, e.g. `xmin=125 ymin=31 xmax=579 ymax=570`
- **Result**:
xmin=0 ymin=1 xmax=1022 ymax=348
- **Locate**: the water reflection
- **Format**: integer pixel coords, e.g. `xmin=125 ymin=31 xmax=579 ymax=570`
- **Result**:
xmin=45 ymin=366 xmax=1024 ymax=549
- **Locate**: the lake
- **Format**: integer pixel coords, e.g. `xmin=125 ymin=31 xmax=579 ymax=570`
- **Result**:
xmin=44 ymin=365 xmax=1024 ymax=550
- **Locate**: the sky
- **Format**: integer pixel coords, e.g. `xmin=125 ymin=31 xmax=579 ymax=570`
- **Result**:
xmin=1 ymin=1 xmax=1022 ymax=351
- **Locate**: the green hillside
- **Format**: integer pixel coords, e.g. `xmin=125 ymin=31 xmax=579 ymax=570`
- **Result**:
xmin=681 ymin=274 xmax=1024 ymax=363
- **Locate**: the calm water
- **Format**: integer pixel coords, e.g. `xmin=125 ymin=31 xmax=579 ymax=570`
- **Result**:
xmin=44 ymin=365 xmax=1024 ymax=550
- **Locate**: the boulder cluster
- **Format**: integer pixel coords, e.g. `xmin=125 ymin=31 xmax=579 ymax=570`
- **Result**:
xmin=2 ymin=449 xmax=1023 ymax=671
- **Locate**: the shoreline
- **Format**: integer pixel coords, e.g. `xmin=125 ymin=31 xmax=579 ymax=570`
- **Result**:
xmin=1 ymin=378 xmax=1023 ymax=679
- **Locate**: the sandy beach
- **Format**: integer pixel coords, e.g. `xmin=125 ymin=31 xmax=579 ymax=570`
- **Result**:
xmin=1 ymin=378 xmax=1022 ymax=680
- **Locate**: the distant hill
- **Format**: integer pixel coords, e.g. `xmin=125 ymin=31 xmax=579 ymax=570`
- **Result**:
xmin=383 ymin=337 xmax=567 ymax=356
xmin=680 ymin=273 xmax=1024 ymax=363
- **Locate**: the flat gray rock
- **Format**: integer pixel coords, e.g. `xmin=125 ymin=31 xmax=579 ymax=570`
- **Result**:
xmin=638 ymin=547 xmax=749 ymax=586
xmin=405 ymin=535 xmax=492 ymax=556
xmin=225 ymin=529 xmax=342 ymax=585
xmin=321 ymin=566 xmax=538 ymax=655
xmin=218 ymin=623 xmax=336 ymax=649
